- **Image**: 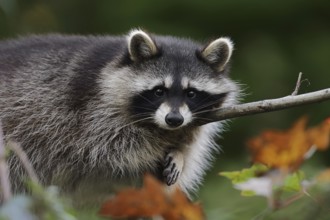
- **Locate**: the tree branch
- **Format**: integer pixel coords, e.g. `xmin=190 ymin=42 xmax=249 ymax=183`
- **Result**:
xmin=200 ymin=88 xmax=330 ymax=125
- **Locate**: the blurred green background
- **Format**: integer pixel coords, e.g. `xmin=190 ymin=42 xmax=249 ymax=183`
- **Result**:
xmin=1 ymin=0 xmax=329 ymax=219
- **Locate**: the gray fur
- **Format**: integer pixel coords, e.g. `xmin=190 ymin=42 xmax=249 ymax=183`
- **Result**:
xmin=0 ymin=30 xmax=240 ymax=204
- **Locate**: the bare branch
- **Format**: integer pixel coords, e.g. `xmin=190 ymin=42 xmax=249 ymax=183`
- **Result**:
xmin=200 ymin=88 xmax=330 ymax=125
xmin=291 ymin=72 xmax=303 ymax=96
xmin=0 ymin=120 xmax=12 ymax=202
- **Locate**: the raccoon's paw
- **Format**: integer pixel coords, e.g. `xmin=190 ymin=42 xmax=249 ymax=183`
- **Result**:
xmin=163 ymin=151 xmax=184 ymax=186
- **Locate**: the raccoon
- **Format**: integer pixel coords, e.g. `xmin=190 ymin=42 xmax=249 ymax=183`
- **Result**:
xmin=0 ymin=29 xmax=239 ymax=202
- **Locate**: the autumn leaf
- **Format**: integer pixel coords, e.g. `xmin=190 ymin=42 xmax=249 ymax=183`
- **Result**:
xmin=247 ymin=116 xmax=330 ymax=170
xmin=316 ymin=168 xmax=330 ymax=183
xmin=99 ymin=174 xmax=167 ymax=218
xmin=99 ymin=174 xmax=204 ymax=220
xmin=308 ymin=118 xmax=330 ymax=150
xmin=162 ymin=189 xmax=204 ymax=220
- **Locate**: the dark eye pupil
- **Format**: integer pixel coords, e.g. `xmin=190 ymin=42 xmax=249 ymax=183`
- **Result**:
xmin=187 ymin=90 xmax=196 ymax=98
xmin=154 ymin=88 xmax=165 ymax=97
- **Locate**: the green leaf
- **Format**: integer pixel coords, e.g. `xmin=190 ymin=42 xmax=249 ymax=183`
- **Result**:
xmin=220 ymin=164 xmax=269 ymax=184
xmin=240 ymin=190 xmax=256 ymax=197
xmin=282 ymin=171 xmax=305 ymax=192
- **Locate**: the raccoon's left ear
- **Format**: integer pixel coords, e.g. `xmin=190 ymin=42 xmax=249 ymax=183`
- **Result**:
xmin=199 ymin=37 xmax=234 ymax=72
xmin=127 ymin=29 xmax=159 ymax=62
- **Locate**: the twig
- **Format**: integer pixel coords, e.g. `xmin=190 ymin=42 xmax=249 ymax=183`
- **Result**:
xmin=199 ymin=87 xmax=330 ymax=125
xmin=7 ymin=141 xmax=39 ymax=184
xmin=291 ymin=72 xmax=303 ymax=95
xmin=274 ymin=191 xmax=305 ymax=210
xmin=0 ymin=120 xmax=12 ymax=202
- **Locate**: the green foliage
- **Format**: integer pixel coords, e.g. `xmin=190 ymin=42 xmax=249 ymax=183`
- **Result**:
xmin=220 ymin=164 xmax=269 ymax=184
xmin=221 ymin=167 xmax=306 ymax=197
xmin=282 ymin=171 xmax=305 ymax=192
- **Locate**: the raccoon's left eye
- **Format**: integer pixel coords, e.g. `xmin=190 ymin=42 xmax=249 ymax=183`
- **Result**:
xmin=187 ymin=90 xmax=197 ymax=99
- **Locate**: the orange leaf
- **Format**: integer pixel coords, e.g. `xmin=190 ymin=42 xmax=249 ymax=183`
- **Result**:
xmin=307 ymin=117 xmax=330 ymax=150
xmin=162 ymin=188 xmax=204 ymax=220
xmin=99 ymin=174 xmax=205 ymax=220
xmin=247 ymin=116 xmax=330 ymax=170
xmin=316 ymin=168 xmax=330 ymax=183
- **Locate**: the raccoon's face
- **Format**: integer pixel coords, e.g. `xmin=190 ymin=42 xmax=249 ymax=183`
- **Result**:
xmin=118 ymin=30 xmax=238 ymax=130
xmin=130 ymin=78 xmax=231 ymax=130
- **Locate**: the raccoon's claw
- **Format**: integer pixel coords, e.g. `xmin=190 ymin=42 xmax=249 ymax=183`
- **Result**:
xmin=163 ymin=151 xmax=184 ymax=186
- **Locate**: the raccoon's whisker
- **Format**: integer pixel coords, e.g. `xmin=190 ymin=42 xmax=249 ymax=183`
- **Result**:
xmin=115 ymin=116 xmax=154 ymax=132
xmin=137 ymin=94 xmax=157 ymax=107
xmin=192 ymin=106 xmax=224 ymax=116
xmin=130 ymin=106 xmax=156 ymax=112
xmin=192 ymin=92 xmax=231 ymax=113
xmin=192 ymin=108 xmax=218 ymax=116
xmin=132 ymin=105 xmax=169 ymax=117
xmin=191 ymin=116 xmax=214 ymax=122
xmin=129 ymin=112 xmax=152 ymax=119
xmin=192 ymin=98 xmax=226 ymax=113
xmin=193 ymin=94 xmax=214 ymax=107
xmin=128 ymin=113 xmax=153 ymax=121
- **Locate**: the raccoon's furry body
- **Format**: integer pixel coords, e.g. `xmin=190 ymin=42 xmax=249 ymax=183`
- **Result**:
xmin=0 ymin=30 xmax=239 ymax=203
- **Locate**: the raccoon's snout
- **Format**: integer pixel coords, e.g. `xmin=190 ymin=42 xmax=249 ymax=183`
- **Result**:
xmin=165 ymin=112 xmax=184 ymax=128
xmin=154 ymin=102 xmax=192 ymax=129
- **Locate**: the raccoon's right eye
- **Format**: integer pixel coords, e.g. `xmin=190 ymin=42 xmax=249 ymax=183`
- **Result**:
xmin=154 ymin=87 xmax=165 ymax=97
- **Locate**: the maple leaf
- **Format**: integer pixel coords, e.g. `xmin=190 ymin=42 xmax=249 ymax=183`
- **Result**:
xmin=247 ymin=116 xmax=330 ymax=170
xmin=99 ymin=174 xmax=167 ymax=218
xmin=99 ymin=174 xmax=204 ymax=220
xmin=162 ymin=188 xmax=204 ymax=220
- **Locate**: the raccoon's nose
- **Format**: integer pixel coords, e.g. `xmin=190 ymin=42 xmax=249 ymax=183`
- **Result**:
xmin=165 ymin=112 xmax=184 ymax=127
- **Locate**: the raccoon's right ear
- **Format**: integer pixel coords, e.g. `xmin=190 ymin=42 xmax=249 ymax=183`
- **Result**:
xmin=127 ymin=29 xmax=159 ymax=62
xmin=199 ymin=37 xmax=234 ymax=72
